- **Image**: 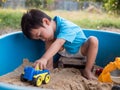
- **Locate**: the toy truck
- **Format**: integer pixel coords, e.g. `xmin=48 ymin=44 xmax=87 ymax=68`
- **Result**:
xmin=20 ymin=66 xmax=50 ymax=87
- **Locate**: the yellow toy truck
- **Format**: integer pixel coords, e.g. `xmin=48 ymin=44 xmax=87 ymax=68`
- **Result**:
xmin=20 ymin=66 xmax=50 ymax=87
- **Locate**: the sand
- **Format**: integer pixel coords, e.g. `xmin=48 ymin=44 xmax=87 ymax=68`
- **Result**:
xmin=0 ymin=59 xmax=113 ymax=90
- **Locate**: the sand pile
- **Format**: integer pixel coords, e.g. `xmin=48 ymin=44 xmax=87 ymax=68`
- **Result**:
xmin=0 ymin=59 xmax=112 ymax=90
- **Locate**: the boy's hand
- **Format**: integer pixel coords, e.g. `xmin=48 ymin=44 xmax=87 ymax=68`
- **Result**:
xmin=33 ymin=58 xmax=47 ymax=70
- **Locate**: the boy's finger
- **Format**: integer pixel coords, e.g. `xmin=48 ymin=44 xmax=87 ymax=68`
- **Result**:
xmin=40 ymin=64 xmax=43 ymax=70
xmin=43 ymin=64 xmax=46 ymax=69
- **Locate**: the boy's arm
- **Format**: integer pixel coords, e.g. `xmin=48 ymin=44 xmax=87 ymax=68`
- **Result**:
xmin=42 ymin=38 xmax=65 ymax=60
xmin=45 ymin=40 xmax=54 ymax=70
xmin=34 ymin=38 xmax=65 ymax=69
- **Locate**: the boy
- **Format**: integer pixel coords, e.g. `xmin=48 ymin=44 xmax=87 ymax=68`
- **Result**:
xmin=21 ymin=9 xmax=98 ymax=80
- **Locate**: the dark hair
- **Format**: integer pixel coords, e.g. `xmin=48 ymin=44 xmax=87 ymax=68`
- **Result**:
xmin=21 ymin=9 xmax=51 ymax=39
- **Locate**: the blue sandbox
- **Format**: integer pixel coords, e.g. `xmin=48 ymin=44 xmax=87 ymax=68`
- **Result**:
xmin=0 ymin=29 xmax=120 ymax=90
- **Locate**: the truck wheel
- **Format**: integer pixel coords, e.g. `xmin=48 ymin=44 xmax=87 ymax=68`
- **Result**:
xmin=43 ymin=74 xmax=50 ymax=84
xmin=20 ymin=74 xmax=27 ymax=82
xmin=33 ymin=76 xmax=42 ymax=87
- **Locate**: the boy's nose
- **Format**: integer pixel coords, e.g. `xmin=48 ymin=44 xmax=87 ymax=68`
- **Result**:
xmin=39 ymin=37 xmax=45 ymax=41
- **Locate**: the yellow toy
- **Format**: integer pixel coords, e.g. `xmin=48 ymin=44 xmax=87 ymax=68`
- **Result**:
xmin=98 ymin=57 xmax=120 ymax=83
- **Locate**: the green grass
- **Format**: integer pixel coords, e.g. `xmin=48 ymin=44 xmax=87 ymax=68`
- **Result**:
xmin=0 ymin=9 xmax=23 ymax=29
xmin=46 ymin=10 xmax=120 ymax=29
xmin=0 ymin=9 xmax=120 ymax=30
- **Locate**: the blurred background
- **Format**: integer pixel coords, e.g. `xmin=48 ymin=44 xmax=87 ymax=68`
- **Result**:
xmin=0 ymin=0 xmax=103 ymax=11
xmin=0 ymin=0 xmax=120 ymax=33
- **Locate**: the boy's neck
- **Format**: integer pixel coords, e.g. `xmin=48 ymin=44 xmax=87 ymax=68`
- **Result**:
xmin=51 ymin=20 xmax=56 ymax=33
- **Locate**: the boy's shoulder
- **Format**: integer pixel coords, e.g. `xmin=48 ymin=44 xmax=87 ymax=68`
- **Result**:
xmin=53 ymin=16 xmax=77 ymax=26
xmin=53 ymin=16 xmax=65 ymax=22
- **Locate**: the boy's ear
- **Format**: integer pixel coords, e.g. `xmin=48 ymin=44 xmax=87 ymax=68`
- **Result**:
xmin=42 ymin=18 xmax=50 ymax=26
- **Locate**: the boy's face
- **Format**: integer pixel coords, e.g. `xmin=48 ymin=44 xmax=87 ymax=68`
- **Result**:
xmin=30 ymin=18 xmax=55 ymax=41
